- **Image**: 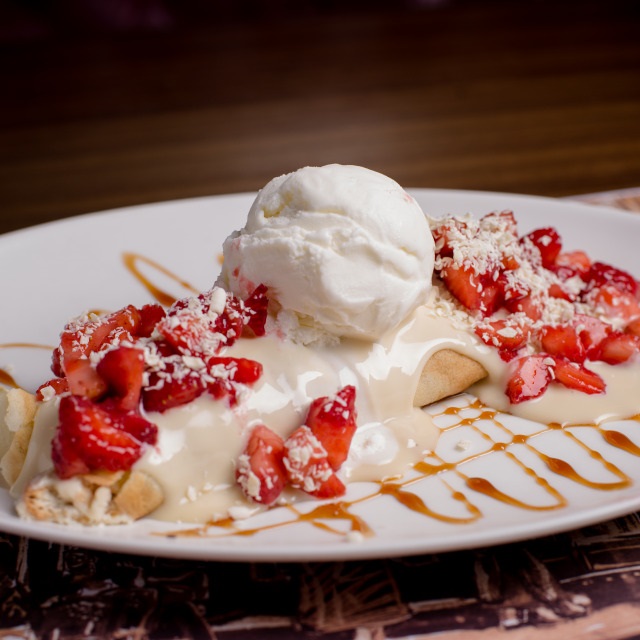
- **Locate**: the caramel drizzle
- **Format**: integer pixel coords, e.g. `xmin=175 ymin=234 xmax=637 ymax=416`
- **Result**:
xmin=164 ymin=397 xmax=640 ymax=541
xmin=122 ymin=252 xmax=199 ymax=307
xmin=4 ymin=253 xmax=640 ymax=540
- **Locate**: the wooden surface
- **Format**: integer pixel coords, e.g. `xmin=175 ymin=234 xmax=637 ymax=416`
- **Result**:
xmin=1 ymin=0 xmax=640 ymax=234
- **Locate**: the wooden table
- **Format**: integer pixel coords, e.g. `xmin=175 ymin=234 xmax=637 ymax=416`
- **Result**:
xmin=1 ymin=0 xmax=640 ymax=234
xmin=2 ymin=1 xmax=640 ymax=638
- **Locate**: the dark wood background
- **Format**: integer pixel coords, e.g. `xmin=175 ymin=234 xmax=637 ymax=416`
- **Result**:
xmin=1 ymin=0 xmax=640 ymax=234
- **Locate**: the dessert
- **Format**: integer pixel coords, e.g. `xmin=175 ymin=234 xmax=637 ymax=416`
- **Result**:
xmin=1 ymin=164 xmax=640 ymax=530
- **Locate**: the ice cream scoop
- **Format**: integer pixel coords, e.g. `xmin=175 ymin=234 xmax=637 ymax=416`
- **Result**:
xmin=217 ymin=164 xmax=434 ymax=343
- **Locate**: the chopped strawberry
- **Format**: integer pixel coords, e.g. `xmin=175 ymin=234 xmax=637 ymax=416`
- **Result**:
xmin=36 ymin=377 xmax=69 ymax=401
xmin=96 ymin=346 xmax=145 ymax=411
xmin=53 ymin=305 xmax=143 ymax=377
xmin=431 ymin=218 xmax=468 ymax=258
xmin=555 ymin=250 xmax=591 ymax=274
xmin=626 ymin=317 xmax=640 ymax=338
xmin=205 ymin=356 xmax=263 ymax=404
xmin=474 ymin=319 xmax=530 ymax=361
xmin=572 ymin=314 xmax=612 ymax=357
xmin=137 ymin=303 xmax=166 ymax=337
xmin=440 ymin=264 xmax=502 ymax=316
xmin=52 ymin=395 xmax=156 ymax=478
xmin=65 ymin=358 xmax=108 ymax=400
xmin=553 ymin=357 xmax=606 ymax=395
xmin=304 ymin=386 xmax=357 ymax=470
xmin=242 ymin=284 xmax=269 ymax=337
xmin=588 ymin=285 xmax=640 ymax=323
xmin=548 ymin=282 xmax=574 ymax=302
xmin=504 ymin=293 xmax=542 ymax=321
xmin=506 ymin=355 xmax=553 ymax=404
xmin=593 ymin=332 xmax=640 ymax=365
xmin=482 ymin=210 xmax=518 ymax=235
xmin=283 ymin=426 xmax=346 ymax=499
xmin=157 ymin=287 xmax=266 ymax=357
xmin=521 ymin=227 xmax=562 ymax=269
xmin=142 ymin=365 xmax=205 ymax=413
xmin=236 ymin=424 xmax=287 ymax=505
xmin=539 ymin=324 xmax=585 ymax=363
xmin=582 ymin=262 xmax=638 ymax=297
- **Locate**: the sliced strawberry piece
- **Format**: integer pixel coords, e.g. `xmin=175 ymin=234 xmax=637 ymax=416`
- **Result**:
xmin=506 ymin=355 xmax=553 ymax=404
xmin=521 ymin=227 xmax=562 ymax=269
xmin=137 ymin=303 xmax=166 ymax=337
xmin=555 ymin=250 xmax=591 ymax=274
xmin=157 ymin=288 xmax=251 ymax=357
xmin=142 ymin=365 xmax=205 ymax=413
xmin=440 ymin=264 xmax=502 ymax=316
xmin=96 ymin=346 xmax=145 ymax=412
xmin=283 ymin=426 xmax=346 ymax=499
xmin=36 ymin=377 xmax=69 ymax=401
xmin=475 ymin=319 xmax=530 ymax=352
xmin=553 ymin=357 xmax=606 ymax=395
xmin=242 ymin=284 xmax=269 ymax=337
xmin=593 ymin=332 xmax=640 ymax=365
xmin=504 ymin=293 xmax=542 ymax=321
xmin=65 ymin=358 xmax=108 ymax=400
xmin=53 ymin=305 xmax=142 ymax=377
xmin=589 ymin=285 xmax=640 ymax=323
xmin=431 ymin=218 xmax=468 ymax=258
xmin=304 ymin=386 xmax=357 ymax=471
xmin=626 ymin=317 xmax=640 ymax=338
xmin=482 ymin=210 xmax=518 ymax=235
xmin=236 ymin=424 xmax=287 ymax=505
xmin=205 ymin=356 xmax=263 ymax=405
xmin=583 ymin=262 xmax=638 ymax=297
xmin=572 ymin=314 xmax=612 ymax=357
xmin=548 ymin=282 xmax=574 ymax=302
xmin=53 ymin=395 xmax=151 ymax=478
xmin=539 ymin=324 xmax=585 ymax=363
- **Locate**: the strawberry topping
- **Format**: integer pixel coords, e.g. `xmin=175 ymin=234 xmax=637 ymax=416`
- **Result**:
xmin=432 ymin=211 xmax=640 ymax=404
xmin=236 ymin=385 xmax=357 ymax=505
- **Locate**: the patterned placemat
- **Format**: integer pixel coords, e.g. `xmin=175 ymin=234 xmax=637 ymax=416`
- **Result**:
xmin=2 ymin=188 xmax=640 ymax=640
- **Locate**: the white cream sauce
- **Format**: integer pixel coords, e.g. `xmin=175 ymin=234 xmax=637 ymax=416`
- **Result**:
xmin=12 ymin=303 xmax=640 ymax=524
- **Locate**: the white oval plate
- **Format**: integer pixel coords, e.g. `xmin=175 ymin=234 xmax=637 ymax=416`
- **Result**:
xmin=1 ymin=189 xmax=639 ymax=562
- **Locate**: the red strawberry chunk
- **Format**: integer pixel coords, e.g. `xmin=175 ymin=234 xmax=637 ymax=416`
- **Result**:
xmin=53 ymin=305 xmax=143 ymax=377
xmin=504 ymin=293 xmax=542 ymax=321
xmin=205 ymin=356 xmax=263 ymax=405
xmin=572 ymin=314 xmax=612 ymax=357
xmin=506 ymin=355 xmax=553 ymax=404
xmin=588 ymin=285 xmax=640 ymax=323
xmin=583 ymin=262 xmax=638 ymax=297
xmin=137 ymin=304 xmax=166 ymax=337
xmin=236 ymin=425 xmax=287 ymax=505
xmin=475 ymin=319 xmax=530 ymax=354
xmin=304 ymin=385 xmax=357 ymax=471
xmin=283 ymin=426 xmax=346 ymax=499
xmin=626 ymin=317 xmax=640 ymax=338
xmin=65 ymin=358 xmax=108 ymax=400
xmin=96 ymin=346 xmax=145 ymax=412
xmin=142 ymin=365 xmax=205 ymax=413
xmin=52 ymin=395 xmax=156 ymax=478
xmin=539 ymin=324 xmax=585 ymax=363
xmin=242 ymin=284 xmax=269 ymax=337
xmin=521 ymin=227 xmax=562 ymax=269
xmin=553 ymin=357 xmax=606 ymax=395
xmin=441 ymin=264 xmax=502 ymax=316
xmin=555 ymin=250 xmax=591 ymax=274
xmin=593 ymin=332 xmax=640 ymax=365
xmin=36 ymin=377 xmax=69 ymax=401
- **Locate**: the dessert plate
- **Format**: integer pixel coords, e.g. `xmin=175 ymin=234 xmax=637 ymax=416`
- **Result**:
xmin=1 ymin=189 xmax=639 ymax=562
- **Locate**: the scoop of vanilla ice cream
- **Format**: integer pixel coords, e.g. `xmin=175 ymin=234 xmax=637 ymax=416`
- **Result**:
xmin=217 ymin=164 xmax=434 ymax=343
